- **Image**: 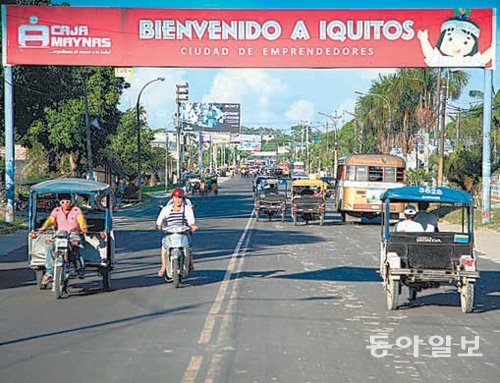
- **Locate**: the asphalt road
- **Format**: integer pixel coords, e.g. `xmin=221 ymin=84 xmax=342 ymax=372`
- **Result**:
xmin=0 ymin=177 xmax=499 ymax=383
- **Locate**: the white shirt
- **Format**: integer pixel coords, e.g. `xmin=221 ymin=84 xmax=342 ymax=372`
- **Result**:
xmin=414 ymin=211 xmax=438 ymax=232
xmin=156 ymin=204 xmax=196 ymax=227
xmin=395 ymin=219 xmax=425 ymax=233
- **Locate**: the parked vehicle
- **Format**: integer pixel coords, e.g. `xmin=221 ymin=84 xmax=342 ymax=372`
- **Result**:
xmin=334 ymin=154 xmax=406 ymax=222
xmin=379 ymin=186 xmax=479 ymax=313
xmin=28 ymin=178 xmax=115 ymax=295
xmin=290 ymin=179 xmax=326 ymax=225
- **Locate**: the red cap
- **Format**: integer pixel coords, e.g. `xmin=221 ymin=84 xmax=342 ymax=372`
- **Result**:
xmin=172 ymin=188 xmax=184 ymax=197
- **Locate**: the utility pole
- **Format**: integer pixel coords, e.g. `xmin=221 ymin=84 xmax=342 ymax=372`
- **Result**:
xmin=318 ymin=111 xmax=342 ymax=178
xmin=198 ymin=131 xmax=204 ymax=172
xmin=438 ymin=70 xmax=448 ymax=186
xmin=434 ymin=68 xmax=442 ymax=147
xmin=455 ymin=110 xmax=461 ymax=147
xmin=305 ymin=122 xmax=310 ymax=172
xmin=482 ymin=69 xmax=493 ymax=224
xmin=164 ymin=130 xmax=169 ymax=192
xmin=3 ymin=66 xmax=14 ymax=222
xmin=83 ymin=76 xmax=94 ymax=181
xmin=175 ymin=82 xmax=189 ymax=184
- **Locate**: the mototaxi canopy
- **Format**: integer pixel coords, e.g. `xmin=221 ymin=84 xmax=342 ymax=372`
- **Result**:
xmin=31 ymin=178 xmax=111 ymax=196
xmin=291 ymin=179 xmax=325 ymax=189
xmin=380 ymin=186 xmax=472 ymax=204
xmin=380 ymin=186 xmax=474 ymax=240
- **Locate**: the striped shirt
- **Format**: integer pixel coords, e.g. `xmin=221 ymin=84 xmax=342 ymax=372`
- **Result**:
xmin=156 ymin=204 xmax=195 ymax=227
xmin=165 ymin=210 xmax=188 ymax=227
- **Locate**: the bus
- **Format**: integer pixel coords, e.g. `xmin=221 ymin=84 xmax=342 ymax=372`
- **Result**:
xmin=334 ymin=154 xmax=406 ymax=221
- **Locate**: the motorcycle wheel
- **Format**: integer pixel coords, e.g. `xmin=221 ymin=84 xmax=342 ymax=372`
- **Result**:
xmin=172 ymin=257 xmax=181 ymax=288
xmin=53 ymin=263 xmax=66 ymax=299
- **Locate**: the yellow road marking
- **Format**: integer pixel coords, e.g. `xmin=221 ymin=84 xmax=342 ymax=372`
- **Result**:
xmin=182 ymin=355 xmax=203 ymax=383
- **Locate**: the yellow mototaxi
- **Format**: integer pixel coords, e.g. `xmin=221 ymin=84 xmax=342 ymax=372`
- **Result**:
xmin=290 ymin=179 xmax=326 ymax=225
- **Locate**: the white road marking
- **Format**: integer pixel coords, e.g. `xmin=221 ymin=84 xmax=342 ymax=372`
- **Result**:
xmin=198 ymin=210 xmax=254 ymax=345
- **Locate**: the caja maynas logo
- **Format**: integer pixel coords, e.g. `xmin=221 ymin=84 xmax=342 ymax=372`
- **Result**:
xmin=18 ymin=15 xmax=112 ymax=49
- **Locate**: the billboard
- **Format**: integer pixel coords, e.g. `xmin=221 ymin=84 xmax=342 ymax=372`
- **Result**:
xmin=181 ymin=103 xmax=240 ymax=132
xmin=235 ymin=134 xmax=262 ymax=151
xmin=202 ymin=132 xmax=231 ymax=144
xmin=3 ymin=6 xmax=495 ymax=68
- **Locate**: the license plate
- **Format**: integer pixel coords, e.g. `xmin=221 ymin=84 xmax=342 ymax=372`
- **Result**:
xmin=55 ymin=238 xmax=68 ymax=247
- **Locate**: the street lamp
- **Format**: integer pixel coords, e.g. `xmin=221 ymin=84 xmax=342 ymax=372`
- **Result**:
xmin=318 ymin=111 xmax=341 ymax=177
xmin=136 ymin=77 xmax=165 ymax=198
xmin=355 ymin=91 xmax=392 ymax=153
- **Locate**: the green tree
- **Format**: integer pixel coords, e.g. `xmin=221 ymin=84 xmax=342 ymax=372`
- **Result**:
xmin=104 ymin=108 xmax=158 ymax=181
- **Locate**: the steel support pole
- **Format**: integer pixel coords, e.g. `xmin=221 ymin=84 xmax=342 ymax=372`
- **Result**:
xmin=3 ymin=66 xmax=14 ymax=222
xmin=176 ymin=101 xmax=181 ymax=184
xmin=481 ymin=69 xmax=493 ymax=224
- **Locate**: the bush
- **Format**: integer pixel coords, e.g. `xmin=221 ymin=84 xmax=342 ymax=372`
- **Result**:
xmin=406 ymin=168 xmax=433 ymax=185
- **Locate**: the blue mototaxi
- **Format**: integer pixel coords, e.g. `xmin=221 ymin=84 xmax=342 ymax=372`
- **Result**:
xmin=379 ymin=186 xmax=479 ymax=313
xmin=28 ymin=178 xmax=115 ymax=292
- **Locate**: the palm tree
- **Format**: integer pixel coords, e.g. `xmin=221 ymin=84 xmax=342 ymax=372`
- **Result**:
xmin=355 ymin=68 xmax=469 ymax=156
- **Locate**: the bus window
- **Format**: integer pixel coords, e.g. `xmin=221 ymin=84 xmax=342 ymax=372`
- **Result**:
xmin=384 ymin=167 xmax=396 ymax=182
xmin=368 ymin=166 xmax=383 ymax=182
xmin=397 ymin=168 xmax=405 ymax=182
xmin=347 ymin=166 xmax=356 ymax=181
xmin=356 ymin=166 xmax=367 ymax=181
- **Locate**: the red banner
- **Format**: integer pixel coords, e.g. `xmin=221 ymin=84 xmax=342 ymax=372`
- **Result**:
xmin=3 ymin=6 xmax=495 ymax=68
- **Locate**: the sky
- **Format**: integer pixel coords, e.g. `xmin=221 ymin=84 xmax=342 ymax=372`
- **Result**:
xmin=66 ymin=0 xmax=500 ymax=132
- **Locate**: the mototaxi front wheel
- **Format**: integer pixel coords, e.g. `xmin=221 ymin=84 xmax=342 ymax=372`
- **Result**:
xmin=53 ymin=263 xmax=67 ymax=299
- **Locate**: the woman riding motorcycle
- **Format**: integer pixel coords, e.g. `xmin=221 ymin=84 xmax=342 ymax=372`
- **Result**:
xmin=156 ymin=188 xmax=198 ymax=277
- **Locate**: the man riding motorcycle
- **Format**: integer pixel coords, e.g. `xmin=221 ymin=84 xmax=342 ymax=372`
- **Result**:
xmin=39 ymin=193 xmax=88 ymax=285
xmin=156 ymin=188 xmax=198 ymax=277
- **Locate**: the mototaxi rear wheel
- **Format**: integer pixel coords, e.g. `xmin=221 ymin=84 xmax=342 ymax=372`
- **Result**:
xmin=386 ymin=276 xmax=399 ymax=310
xmin=460 ymin=279 xmax=475 ymax=313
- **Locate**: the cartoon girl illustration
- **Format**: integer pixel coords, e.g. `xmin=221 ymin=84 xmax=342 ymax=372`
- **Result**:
xmin=417 ymin=9 xmax=493 ymax=67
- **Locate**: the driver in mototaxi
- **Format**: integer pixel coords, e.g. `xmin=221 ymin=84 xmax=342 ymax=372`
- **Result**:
xmin=38 ymin=193 xmax=88 ymax=285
